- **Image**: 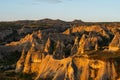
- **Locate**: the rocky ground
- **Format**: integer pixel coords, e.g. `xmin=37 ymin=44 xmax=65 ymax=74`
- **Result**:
xmin=0 ymin=19 xmax=120 ymax=80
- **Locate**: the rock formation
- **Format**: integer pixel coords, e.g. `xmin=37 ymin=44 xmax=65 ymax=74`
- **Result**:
xmin=44 ymin=38 xmax=53 ymax=54
xmin=16 ymin=54 xmax=119 ymax=80
xmin=109 ymin=32 xmax=120 ymax=51
xmin=53 ymin=40 xmax=65 ymax=59
xmin=71 ymin=37 xmax=79 ymax=55
xmin=15 ymin=49 xmax=27 ymax=73
xmin=13 ymin=23 xmax=120 ymax=80
xmin=1 ymin=19 xmax=120 ymax=80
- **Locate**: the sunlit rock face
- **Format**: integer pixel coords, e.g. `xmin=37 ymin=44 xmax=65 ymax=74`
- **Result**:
xmin=17 ymin=54 xmax=118 ymax=80
xmin=74 ymin=57 xmax=117 ymax=80
xmin=77 ymin=33 xmax=101 ymax=54
xmin=71 ymin=37 xmax=79 ymax=55
xmin=63 ymin=25 xmax=112 ymax=37
xmin=15 ymin=49 xmax=27 ymax=73
xmin=109 ymin=32 xmax=120 ymax=51
xmin=14 ymin=24 xmax=120 ymax=80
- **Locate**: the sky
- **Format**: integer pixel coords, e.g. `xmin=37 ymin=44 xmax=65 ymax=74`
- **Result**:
xmin=0 ymin=0 xmax=120 ymax=22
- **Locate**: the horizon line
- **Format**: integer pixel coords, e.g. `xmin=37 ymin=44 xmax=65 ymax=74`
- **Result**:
xmin=0 ymin=18 xmax=120 ymax=23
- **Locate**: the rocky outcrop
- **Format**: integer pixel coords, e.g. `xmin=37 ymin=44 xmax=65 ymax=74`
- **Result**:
xmin=16 ymin=54 xmax=119 ymax=80
xmin=63 ymin=28 xmax=72 ymax=35
xmin=6 ymin=31 xmax=41 ymax=46
xmin=109 ymin=32 xmax=120 ymax=51
xmin=35 ymin=55 xmax=72 ymax=80
xmin=44 ymin=38 xmax=53 ymax=54
xmin=75 ymin=57 xmax=118 ymax=80
xmin=78 ymin=33 xmax=102 ymax=53
xmin=23 ymin=46 xmax=35 ymax=73
xmin=15 ymin=49 xmax=27 ymax=73
xmin=0 ymin=31 xmax=43 ymax=54
xmin=71 ymin=37 xmax=79 ymax=55
xmin=53 ymin=41 xmax=65 ymax=59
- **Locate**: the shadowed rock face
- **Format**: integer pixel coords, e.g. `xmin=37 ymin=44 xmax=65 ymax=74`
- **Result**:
xmin=53 ymin=40 xmax=65 ymax=59
xmin=1 ymin=20 xmax=120 ymax=80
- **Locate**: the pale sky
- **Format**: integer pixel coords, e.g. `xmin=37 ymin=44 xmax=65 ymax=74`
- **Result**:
xmin=0 ymin=0 xmax=120 ymax=22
